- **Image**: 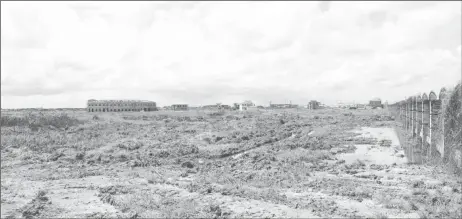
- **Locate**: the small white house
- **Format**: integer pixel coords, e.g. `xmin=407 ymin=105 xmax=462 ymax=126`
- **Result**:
xmin=239 ymin=100 xmax=255 ymax=111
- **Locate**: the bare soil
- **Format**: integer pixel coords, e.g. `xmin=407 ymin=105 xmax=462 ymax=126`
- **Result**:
xmin=1 ymin=109 xmax=461 ymax=218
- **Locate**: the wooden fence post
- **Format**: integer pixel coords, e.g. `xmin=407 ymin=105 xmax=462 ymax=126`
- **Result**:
xmin=409 ymin=97 xmax=415 ymax=163
xmin=409 ymin=97 xmax=414 ymax=136
xmin=417 ymin=95 xmax=423 ymax=148
xmin=407 ymin=98 xmax=411 ymax=133
xmin=441 ymin=88 xmax=451 ymax=162
xmin=438 ymin=88 xmax=447 ymax=159
xmin=411 ymin=97 xmax=414 ymax=136
xmin=401 ymin=101 xmax=406 ymax=124
xmin=398 ymin=103 xmax=401 ymax=121
xmin=412 ymin=96 xmax=416 ymax=137
xmin=408 ymin=98 xmax=411 ymax=134
xmin=405 ymin=100 xmax=408 ymax=130
xmin=428 ymin=91 xmax=438 ymax=158
xmin=422 ymin=93 xmax=430 ymax=159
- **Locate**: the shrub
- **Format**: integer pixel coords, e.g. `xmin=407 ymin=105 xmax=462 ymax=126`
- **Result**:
xmin=443 ymin=83 xmax=461 ymax=171
xmin=1 ymin=116 xmax=29 ymax=127
xmin=207 ymin=111 xmax=226 ymax=117
xmin=1 ymin=112 xmax=83 ymax=129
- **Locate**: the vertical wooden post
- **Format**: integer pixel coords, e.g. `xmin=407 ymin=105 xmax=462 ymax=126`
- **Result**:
xmin=399 ymin=102 xmax=404 ymax=125
xmin=438 ymin=88 xmax=447 ymax=159
xmin=399 ymin=103 xmax=402 ymax=122
xmin=408 ymin=99 xmax=411 ymax=132
xmin=411 ymin=97 xmax=414 ymax=136
xmin=405 ymin=101 xmax=408 ymax=130
xmin=442 ymin=103 xmax=445 ymax=160
xmin=428 ymin=91 xmax=437 ymax=158
xmin=401 ymin=102 xmax=404 ymax=124
xmin=415 ymin=96 xmax=418 ymax=138
xmin=421 ymin=96 xmax=424 ymax=153
xmin=408 ymin=99 xmax=410 ymax=133
xmin=412 ymin=96 xmax=416 ymax=137
xmin=422 ymin=93 xmax=430 ymax=160
xmin=409 ymin=98 xmax=414 ymax=163
xmin=428 ymin=99 xmax=432 ymax=158
xmin=411 ymin=97 xmax=413 ymax=134
xmin=416 ymin=96 xmax=422 ymax=163
xmin=405 ymin=101 xmax=408 ymax=131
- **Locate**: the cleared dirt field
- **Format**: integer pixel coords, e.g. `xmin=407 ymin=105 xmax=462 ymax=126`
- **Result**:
xmin=1 ymin=109 xmax=461 ymax=218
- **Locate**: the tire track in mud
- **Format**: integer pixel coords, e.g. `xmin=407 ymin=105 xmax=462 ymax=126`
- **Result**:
xmin=209 ymin=133 xmax=294 ymax=160
xmin=210 ymin=122 xmax=317 ymax=161
xmin=91 ymin=163 xmax=441 ymax=219
xmin=96 ymin=179 xmax=321 ymax=218
xmin=105 ymin=168 xmax=421 ymax=219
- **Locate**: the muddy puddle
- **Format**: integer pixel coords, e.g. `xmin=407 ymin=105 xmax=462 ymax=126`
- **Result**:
xmin=337 ymin=127 xmax=408 ymax=165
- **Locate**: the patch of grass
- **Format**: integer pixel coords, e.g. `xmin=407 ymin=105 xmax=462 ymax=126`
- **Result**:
xmin=1 ymin=112 xmax=83 ymax=129
xmin=116 ymin=140 xmax=144 ymax=151
xmin=412 ymin=188 xmax=428 ymax=196
xmin=412 ymin=180 xmax=425 ymax=188
xmin=1 ymin=116 xmax=29 ymax=127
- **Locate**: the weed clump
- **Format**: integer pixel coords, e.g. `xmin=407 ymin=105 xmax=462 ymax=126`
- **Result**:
xmin=117 ymin=140 xmax=144 ymax=151
xmin=19 ymin=190 xmax=51 ymax=219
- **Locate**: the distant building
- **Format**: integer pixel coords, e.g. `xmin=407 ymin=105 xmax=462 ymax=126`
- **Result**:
xmin=355 ymin=104 xmax=366 ymax=109
xmin=202 ymin=104 xmax=217 ymax=109
xmin=221 ymin=105 xmax=231 ymax=110
xmin=308 ymin=100 xmax=320 ymax=110
xmin=337 ymin=102 xmax=353 ymax=109
xmin=270 ymin=104 xmax=296 ymax=108
xmin=232 ymin=103 xmax=240 ymax=110
xmin=241 ymin=100 xmax=255 ymax=107
xmin=87 ymin=99 xmax=157 ymax=112
xmin=369 ymin=98 xmax=383 ymax=109
xmin=202 ymin=103 xmax=231 ymax=110
xmin=269 ymin=100 xmax=297 ymax=109
xmin=172 ymin=104 xmax=188 ymax=111
xmin=239 ymin=100 xmax=256 ymax=111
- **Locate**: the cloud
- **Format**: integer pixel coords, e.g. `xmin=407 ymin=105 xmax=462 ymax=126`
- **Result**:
xmin=1 ymin=1 xmax=461 ymax=108
xmin=318 ymin=1 xmax=331 ymax=13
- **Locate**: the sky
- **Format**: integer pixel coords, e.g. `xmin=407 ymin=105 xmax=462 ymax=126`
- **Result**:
xmin=1 ymin=1 xmax=461 ymax=108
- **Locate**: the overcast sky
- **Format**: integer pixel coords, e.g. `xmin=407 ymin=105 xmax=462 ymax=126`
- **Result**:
xmin=1 ymin=1 xmax=461 ymax=108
